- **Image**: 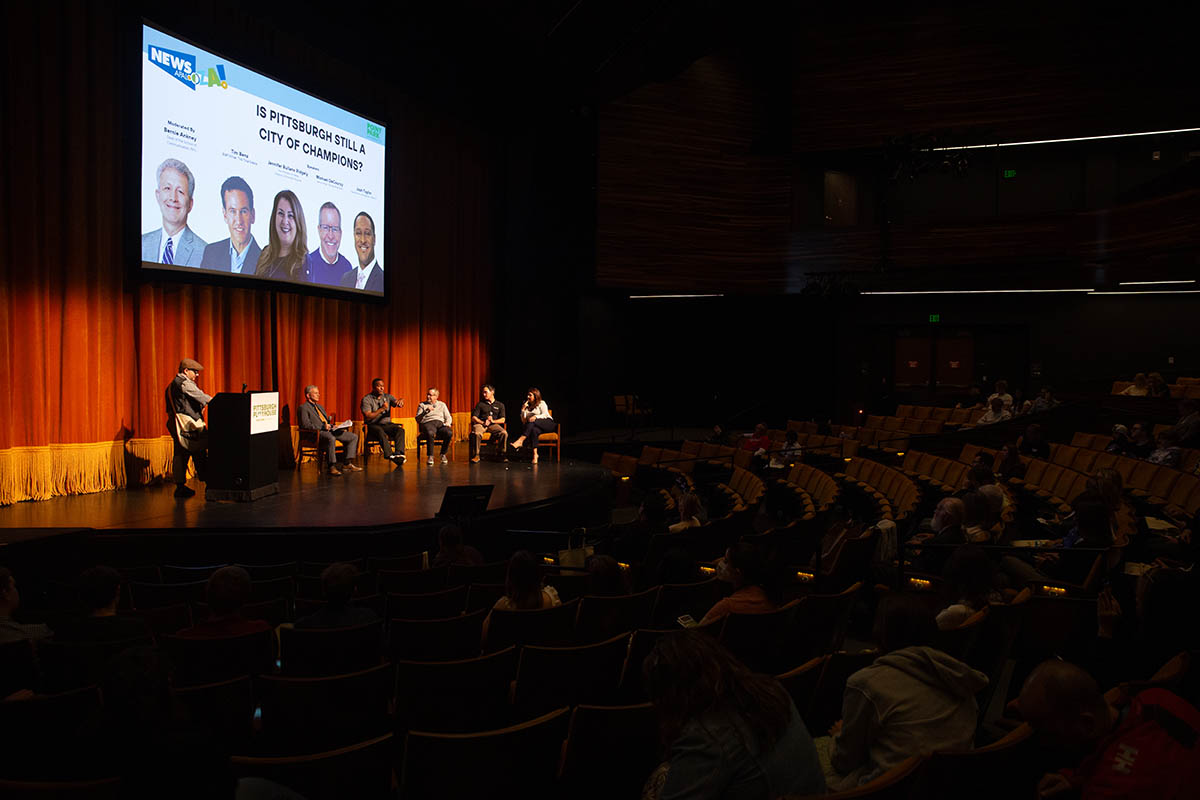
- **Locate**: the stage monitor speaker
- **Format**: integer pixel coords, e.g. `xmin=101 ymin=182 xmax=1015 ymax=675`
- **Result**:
xmin=437 ymin=485 xmax=494 ymax=520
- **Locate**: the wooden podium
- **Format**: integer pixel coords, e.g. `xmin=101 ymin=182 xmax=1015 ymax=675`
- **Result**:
xmin=206 ymin=391 xmax=280 ymax=502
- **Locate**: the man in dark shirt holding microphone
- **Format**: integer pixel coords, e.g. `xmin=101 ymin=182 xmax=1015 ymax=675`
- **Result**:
xmin=361 ymin=378 xmax=405 ymax=464
xmin=470 ymin=384 xmax=507 ymax=463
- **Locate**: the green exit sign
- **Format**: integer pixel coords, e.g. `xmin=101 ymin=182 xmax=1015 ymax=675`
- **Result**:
xmin=1003 ymin=169 xmax=1017 ymax=179
xmin=929 ymin=314 xmax=940 ymax=323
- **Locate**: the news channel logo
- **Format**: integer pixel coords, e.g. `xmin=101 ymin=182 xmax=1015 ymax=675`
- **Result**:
xmin=148 ymin=45 xmax=230 ymax=91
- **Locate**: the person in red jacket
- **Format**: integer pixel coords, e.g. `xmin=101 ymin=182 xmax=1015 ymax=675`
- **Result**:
xmin=1018 ymin=659 xmax=1200 ymax=798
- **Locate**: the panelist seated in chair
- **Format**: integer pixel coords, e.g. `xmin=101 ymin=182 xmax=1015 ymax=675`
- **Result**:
xmin=298 ymin=384 xmax=361 ymax=476
xmin=415 ymin=387 xmax=453 ymax=466
xmin=469 ymin=383 xmax=507 ymax=463
xmin=510 ymin=387 xmax=556 ymax=464
xmin=361 ymin=377 xmax=405 ymax=465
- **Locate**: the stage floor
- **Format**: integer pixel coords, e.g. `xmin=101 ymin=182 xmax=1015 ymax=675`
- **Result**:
xmin=0 ymin=456 xmax=611 ymax=542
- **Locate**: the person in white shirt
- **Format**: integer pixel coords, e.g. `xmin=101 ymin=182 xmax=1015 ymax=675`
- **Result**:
xmin=976 ymin=397 xmax=1012 ymax=426
xmin=510 ymin=388 xmax=556 ymax=464
xmin=415 ymin=387 xmax=453 ymax=465
xmin=987 ymin=379 xmax=1013 ymax=411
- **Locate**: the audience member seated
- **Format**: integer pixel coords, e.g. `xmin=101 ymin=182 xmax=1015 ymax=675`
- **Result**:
xmin=52 ymin=566 xmax=150 ymax=643
xmin=1020 ymin=423 xmax=1050 ymax=460
xmin=1146 ymin=430 xmax=1182 ymax=467
xmin=961 ymin=492 xmax=994 ymax=544
xmin=819 ymin=595 xmax=988 ymax=790
xmin=0 ymin=566 xmax=52 ymax=644
xmin=1120 ymin=373 xmax=1150 ymax=396
xmin=1147 ymin=372 xmax=1170 ymax=399
xmin=430 ymin=524 xmax=484 ymax=568
xmin=585 ymin=554 xmax=630 ymax=596
xmin=1017 ymin=659 xmax=1200 ymax=799
xmin=699 ymin=542 xmax=778 ymax=626
xmin=1091 ymin=567 xmax=1200 ymax=688
xmin=707 ymin=424 xmax=727 ymax=445
xmin=294 ymin=562 xmax=378 ymax=629
xmin=1028 ymin=385 xmax=1059 ymax=414
xmin=603 ymin=493 xmax=671 ymax=564
xmin=995 ymin=441 xmax=1027 ymax=481
xmin=176 ymin=566 xmax=270 ymax=638
xmin=741 ymin=422 xmax=771 ymax=471
xmin=668 ymin=492 xmax=703 ymax=534
xmin=641 ymin=630 xmax=825 ymax=800
xmin=86 ymin=646 xmax=243 ymax=800
xmin=1000 ymin=499 xmax=1113 ymax=587
xmin=1171 ymin=399 xmax=1200 ymax=448
xmin=987 ymin=379 xmax=1014 ymax=411
xmin=1089 ymin=468 xmax=1139 ymax=547
xmin=909 ymin=497 xmax=966 ymax=574
xmin=976 ymin=396 xmax=1012 ymax=426
xmin=1110 ymin=421 xmax=1156 ymax=459
xmin=1105 ymin=423 xmax=1132 ymax=454
xmin=767 ymin=429 xmax=803 ymax=472
xmin=936 ymin=546 xmax=1000 ymax=630
xmin=481 ymin=550 xmax=562 ymax=643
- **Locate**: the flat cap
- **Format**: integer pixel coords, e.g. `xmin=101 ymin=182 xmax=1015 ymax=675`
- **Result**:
xmin=179 ymin=358 xmax=204 ymax=372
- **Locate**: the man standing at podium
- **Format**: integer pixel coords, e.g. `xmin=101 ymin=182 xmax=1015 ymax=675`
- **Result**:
xmin=299 ymin=385 xmax=361 ymax=476
xmin=361 ymin=378 xmax=406 ymax=465
xmin=167 ymin=358 xmax=211 ymax=498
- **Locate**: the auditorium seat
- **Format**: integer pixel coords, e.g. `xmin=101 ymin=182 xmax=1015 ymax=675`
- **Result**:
xmin=127 ymin=602 xmax=192 ymax=636
xmin=446 ymin=560 xmax=508 ymax=588
xmin=512 ymin=632 xmax=629 ymax=717
xmin=258 ymin=663 xmax=395 ymax=753
xmin=232 ymin=733 xmax=394 ymax=800
xmin=934 ymin=606 xmax=989 ymax=663
xmin=651 ymin=578 xmax=724 ymax=628
xmin=365 ymin=554 xmax=423 ymax=573
xmin=574 ymin=587 xmax=659 ymax=644
xmin=465 ymin=582 xmax=507 ymax=613
xmin=559 ymin=703 xmax=659 ymax=800
xmin=174 ymin=675 xmax=255 ymax=752
xmin=278 ymin=620 xmax=383 ymax=677
xmin=531 ymin=408 xmax=561 ymax=461
xmin=300 ymin=558 xmax=368 ymax=577
xmin=775 ymin=655 xmax=826 ymax=715
xmin=0 ymin=685 xmax=103 ymax=780
xmin=193 ymin=595 xmax=289 ymax=628
xmin=376 ymin=566 xmax=448 ymax=595
xmin=160 ymin=564 xmax=226 ymax=584
xmin=399 ymin=708 xmax=570 ymax=800
xmin=792 ymin=581 xmax=863 ymax=660
xmin=385 ymin=585 xmax=468 ymax=620
xmin=38 ymin=636 xmax=155 ymax=693
xmin=388 ymin=609 xmax=486 ymax=662
xmin=804 ymin=649 xmax=879 ymax=733
xmin=394 ymin=647 xmax=517 ymax=733
xmin=129 ymin=579 xmax=208 ymax=609
xmin=920 ymin=724 xmax=1036 ymax=797
xmin=623 ymin=628 xmax=685 ymax=703
xmin=484 ymin=598 xmax=580 ymax=652
xmin=543 ymin=571 xmax=591 ymax=602
xmin=717 ymin=600 xmax=801 ymax=674
xmin=160 ymin=629 xmax=274 ymax=687
xmin=235 ymin=560 xmax=299 ymax=580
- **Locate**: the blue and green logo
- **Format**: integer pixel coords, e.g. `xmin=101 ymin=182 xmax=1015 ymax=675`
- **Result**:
xmin=148 ymin=45 xmax=230 ymax=90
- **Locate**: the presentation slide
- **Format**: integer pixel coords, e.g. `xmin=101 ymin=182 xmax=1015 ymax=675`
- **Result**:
xmin=140 ymin=22 xmax=387 ymax=296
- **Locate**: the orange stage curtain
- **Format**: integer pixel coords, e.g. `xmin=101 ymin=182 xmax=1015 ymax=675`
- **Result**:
xmin=0 ymin=1 xmax=493 ymax=505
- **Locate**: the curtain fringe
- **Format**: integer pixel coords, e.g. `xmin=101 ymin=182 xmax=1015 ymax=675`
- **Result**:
xmin=0 ymin=437 xmax=175 ymax=506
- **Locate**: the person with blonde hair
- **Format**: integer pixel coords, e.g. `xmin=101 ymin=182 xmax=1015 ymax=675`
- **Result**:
xmin=1120 ymin=373 xmax=1149 ymax=396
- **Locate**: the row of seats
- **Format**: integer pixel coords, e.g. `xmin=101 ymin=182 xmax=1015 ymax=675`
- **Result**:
xmin=784 ymin=422 xmax=861 ymax=458
xmin=864 ymin=414 xmax=947 ymax=434
xmin=833 ymin=458 xmax=920 ymax=522
xmin=893 ymin=405 xmax=989 ymax=425
xmin=1043 ymin=445 xmax=1200 ymax=517
xmin=783 ymin=463 xmax=841 ymax=512
xmin=1070 ymin=432 xmax=1200 ymax=474
xmin=1111 ymin=381 xmax=1200 ymax=398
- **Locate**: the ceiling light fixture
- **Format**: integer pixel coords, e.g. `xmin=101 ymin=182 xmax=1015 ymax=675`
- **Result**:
xmin=1117 ymin=279 xmax=1197 ymax=286
xmin=628 ymin=293 xmax=724 ymax=299
xmin=861 ymin=288 xmax=1094 ymax=295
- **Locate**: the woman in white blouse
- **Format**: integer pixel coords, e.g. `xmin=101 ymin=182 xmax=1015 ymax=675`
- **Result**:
xmin=510 ymin=387 xmax=556 ymax=464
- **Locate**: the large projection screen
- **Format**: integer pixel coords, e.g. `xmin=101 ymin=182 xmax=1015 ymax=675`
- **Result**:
xmin=140 ymin=22 xmax=387 ymax=297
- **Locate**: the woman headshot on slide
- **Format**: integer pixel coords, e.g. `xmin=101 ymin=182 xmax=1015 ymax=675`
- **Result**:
xmin=510 ymin=388 xmax=556 ymax=464
xmin=256 ymin=190 xmax=312 ymax=281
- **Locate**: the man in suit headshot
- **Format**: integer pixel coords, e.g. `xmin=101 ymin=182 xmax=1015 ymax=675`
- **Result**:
xmin=340 ymin=211 xmax=384 ymax=292
xmin=142 ymin=158 xmax=207 ymax=267
xmin=307 ymin=202 xmax=353 ymax=286
xmin=200 ymin=176 xmax=261 ymax=273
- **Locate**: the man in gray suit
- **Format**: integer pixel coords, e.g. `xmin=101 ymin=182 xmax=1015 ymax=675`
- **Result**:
xmin=142 ymin=157 xmax=206 ymax=267
xmin=298 ymin=384 xmax=361 ymax=476
xmin=200 ymin=176 xmax=261 ymax=273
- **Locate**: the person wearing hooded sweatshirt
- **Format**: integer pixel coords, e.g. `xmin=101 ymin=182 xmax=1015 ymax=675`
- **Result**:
xmin=822 ymin=595 xmax=988 ymax=790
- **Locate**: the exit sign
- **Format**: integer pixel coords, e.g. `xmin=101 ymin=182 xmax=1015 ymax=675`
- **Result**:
xmin=1003 ymin=169 xmax=1017 ymax=179
xmin=929 ymin=314 xmax=940 ymax=323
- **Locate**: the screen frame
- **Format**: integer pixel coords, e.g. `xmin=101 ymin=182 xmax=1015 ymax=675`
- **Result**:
xmin=127 ymin=16 xmax=391 ymax=304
